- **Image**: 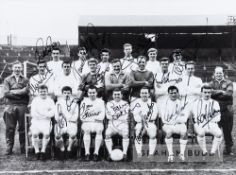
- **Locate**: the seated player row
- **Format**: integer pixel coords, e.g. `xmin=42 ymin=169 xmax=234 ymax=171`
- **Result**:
xmin=30 ymin=84 xmax=222 ymax=162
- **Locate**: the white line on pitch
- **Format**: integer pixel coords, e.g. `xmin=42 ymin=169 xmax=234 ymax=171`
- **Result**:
xmin=1 ymin=169 xmax=236 ymax=174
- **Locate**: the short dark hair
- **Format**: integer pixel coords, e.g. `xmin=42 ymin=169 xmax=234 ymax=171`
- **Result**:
xmin=78 ymin=47 xmax=86 ymax=52
xmin=52 ymin=47 xmax=60 ymax=52
xmin=168 ymin=86 xmax=179 ymax=93
xmin=38 ymin=84 xmax=48 ymax=90
xmin=62 ymin=60 xmax=72 ymax=67
xmin=87 ymin=85 xmax=97 ymax=91
xmin=113 ymin=88 xmax=122 ymax=94
xmin=100 ymin=48 xmax=111 ymax=55
xmin=140 ymin=86 xmax=150 ymax=93
xmin=37 ymin=59 xmax=46 ymax=65
xmin=123 ymin=43 xmax=132 ymax=49
xmin=88 ymin=57 xmax=98 ymax=64
xmin=160 ymin=57 xmax=169 ymax=63
xmin=62 ymin=86 xmax=72 ymax=93
xmin=137 ymin=55 xmax=147 ymax=62
xmin=201 ymin=84 xmax=212 ymax=92
xmin=112 ymin=58 xmax=121 ymax=64
xmin=185 ymin=60 xmax=195 ymax=69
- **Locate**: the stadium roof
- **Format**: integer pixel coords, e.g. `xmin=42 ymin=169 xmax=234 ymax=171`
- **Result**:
xmin=78 ymin=15 xmax=236 ymax=34
xmin=79 ymin=25 xmax=236 ymax=34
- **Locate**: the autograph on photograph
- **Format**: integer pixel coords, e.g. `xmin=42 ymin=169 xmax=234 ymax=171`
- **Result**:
xmin=29 ymin=67 xmax=53 ymax=94
xmin=196 ymin=99 xmax=220 ymax=128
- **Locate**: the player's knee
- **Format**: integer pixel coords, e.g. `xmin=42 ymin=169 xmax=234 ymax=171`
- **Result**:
xmin=135 ymin=129 xmax=142 ymax=136
xmin=214 ymin=129 xmax=222 ymax=138
xmin=197 ymin=132 xmax=205 ymax=137
xmin=179 ymin=130 xmax=187 ymax=137
xmin=148 ymin=131 xmax=156 ymax=139
xmin=122 ymin=132 xmax=129 ymax=139
xmin=165 ymin=132 xmax=172 ymax=138
xmin=105 ymin=128 xmax=112 ymax=138
xmin=55 ymin=136 xmax=61 ymax=140
xmin=44 ymin=134 xmax=50 ymax=139
xmin=83 ymin=129 xmax=90 ymax=135
xmin=32 ymin=134 xmax=38 ymax=138
xmin=96 ymin=129 xmax=103 ymax=135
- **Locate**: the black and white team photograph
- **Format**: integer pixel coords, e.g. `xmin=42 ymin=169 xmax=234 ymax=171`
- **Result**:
xmin=0 ymin=0 xmax=236 ymax=174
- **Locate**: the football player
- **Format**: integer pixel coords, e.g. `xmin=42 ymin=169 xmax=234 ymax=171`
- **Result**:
xmin=30 ymin=85 xmax=55 ymax=160
xmin=47 ymin=47 xmax=63 ymax=78
xmin=72 ymin=47 xmax=89 ymax=76
xmin=146 ymin=48 xmax=161 ymax=76
xmin=158 ymin=86 xmax=188 ymax=162
xmin=54 ymin=86 xmax=79 ymax=159
xmin=130 ymin=56 xmax=154 ymax=100
xmin=105 ymin=88 xmax=130 ymax=160
xmin=29 ymin=60 xmax=54 ymax=98
xmin=80 ymin=85 xmax=105 ymax=161
xmin=131 ymin=86 xmax=158 ymax=158
xmin=178 ymin=61 xmax=202 ymax=107
xmin=97 ymin=48 xmax=112 ymax=75
xmin=168 ymin=49 xmax=185 ymax=79
xmin=105 ymin=59 xmax=130 ymax=101
xmin=154 ymin=57 xmax=181 ymax=105
xmin=188 ymin=84 xmax=222 ymax=156
xmin=54 ymin=60 xmax=81 ymax=99
xmin=79 ymin=58 xmax=104 ymax=98
xmin=120 ymin=43 xmax=138 ymax=73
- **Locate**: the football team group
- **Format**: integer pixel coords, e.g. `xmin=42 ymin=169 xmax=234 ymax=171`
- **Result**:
xmin=2 ymin=43 xmax=234 ymax=162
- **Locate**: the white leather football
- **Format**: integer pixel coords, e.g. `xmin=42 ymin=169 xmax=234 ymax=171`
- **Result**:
xmin=110 ymin=149 xmax=124 ymax=161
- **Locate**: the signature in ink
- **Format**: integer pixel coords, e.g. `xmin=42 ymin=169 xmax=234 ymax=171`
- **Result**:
xmin=121 ymin=59 xmax=138 ymax=72
xmin=171 ymin=62 xmax=185 ymax=76
xmin=29 ymin=68 xmax=54 ymax=94
xmin=154 ymin=73 xmax=182 ymax=86
xmin=196 ymin=100 xmax=220 ymax=127
xmin=80 ymin=102 xmax=101 ymax=119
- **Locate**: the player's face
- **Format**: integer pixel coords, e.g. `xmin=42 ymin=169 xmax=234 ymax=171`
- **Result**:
xmin=12 ymin=63 xmax=23 ymax=76
xmin=113 ymin=91 xmax=122 ymax=102
xmin=39 ymin=88 xmax=48 ymax=99
xmin=138 ymin=58 xmax=146 ymax=70
xmin=186 ymin=64 xmax=195 ymax=76
xmin=214 ymin=69 xmax=224 ymax=81
xmin=37 ymin=63 xmax=46 ymax=75
xmin=148 ymin=51 xmax=157 ymax=61
xmin=62 ymin=90 xmax=72 ymax=100
xmin=62 ymin=63 xmax=71 ymax=75
xmin=78 ymin=50 xmax=87 ymax=61
xmin=140 ymin=89 xmax=150 ymax=101
xmin=160 ymin=61 xmax=169 ymax=72
xmin=173 ymin=53 xmax=182 ymax=61
xmin=101 ymin=52 xmax=109 ymax=62
xmin=51 ymin=50 xmax=60 ymax=60
xmin=88 ymin=89 xmax=97 ymax=100
xmin=88 ymin=62 xmax=97 ymax=73
xmin=168 ymin=89 xmax=178 ymax=101
xmin=124 ymin=46 xmax=132 ymax=56
xmin=202 ymin=88 xmax=212 ymax=100
xmin=112 ymin=62 xmax=121 ymax=74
